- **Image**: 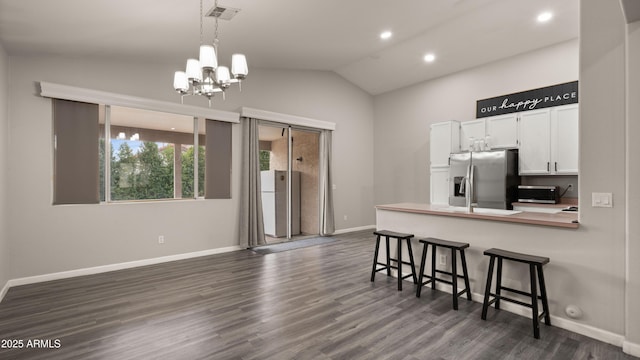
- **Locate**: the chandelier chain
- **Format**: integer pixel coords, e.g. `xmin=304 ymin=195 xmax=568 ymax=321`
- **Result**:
xmin=214 ymin=0 xmax=219 ymax=45
xmin=199 ymin=0 xmax=204 ymax=45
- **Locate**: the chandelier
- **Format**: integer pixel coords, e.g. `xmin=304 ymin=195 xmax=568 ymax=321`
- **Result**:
xmin=173 ymin=0 xmax=248 ymax=107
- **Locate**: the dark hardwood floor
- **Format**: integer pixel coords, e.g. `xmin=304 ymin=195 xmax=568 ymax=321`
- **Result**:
xmin=0 ymin=230 xmax=636 ymax=360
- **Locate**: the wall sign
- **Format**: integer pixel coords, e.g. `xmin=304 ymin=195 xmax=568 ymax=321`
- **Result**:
xmin=476 ymin=81 xmax=578 ymax=118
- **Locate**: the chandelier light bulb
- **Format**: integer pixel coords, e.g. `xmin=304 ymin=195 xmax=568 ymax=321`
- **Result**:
xmin=173 ymin=71 xmax=189 ymax=93
xmin=216 ymin=66 xmax=231 ymax=84
xmin=199 ymin=45 xmax=218 ymax=69
xmin=232 ymin=54 xmax=248 ymax=78
xmin=186 ymin=59 xmax=202 ymax=81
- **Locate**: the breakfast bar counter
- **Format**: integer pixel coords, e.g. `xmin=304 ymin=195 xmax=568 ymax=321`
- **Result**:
xmin=376 ymin=203 xmax=579 ymax=229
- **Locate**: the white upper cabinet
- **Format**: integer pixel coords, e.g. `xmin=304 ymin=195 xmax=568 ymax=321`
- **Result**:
xmin=485 ymin=113 xmax=519 ymax=149
xmin=518 ymin=105 xmax=579 ymax=175
xmin=551 ymin=104 xmax=579 ymax=174
xmin=519 ymin=109 xmax=552 ymax=174
xmin=430 ymin=120 xmax=460 ymax=167
xmin=460 ymin=119 xmax=486 ymax=151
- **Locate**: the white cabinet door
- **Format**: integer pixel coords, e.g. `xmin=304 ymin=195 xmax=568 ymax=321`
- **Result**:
xmin=486 ymin=113 xmax=519 ymax=149
xmin=430 ymin=121 xmax=460 ymax=167
xmin=519 ymin=109 xmax=551 ymax=175
xmin=551 ymin=104 xmax=579 ymax=174
xmin=460 ymin=119 xmax=486 ymax=151
xmin=430 ymin=167 xmax=450 ymax=205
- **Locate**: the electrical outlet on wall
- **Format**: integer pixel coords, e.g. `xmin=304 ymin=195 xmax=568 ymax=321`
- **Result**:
xmin=158 ymin=235 xmax=165 ymax=244
xmin=439 ymin=254 xmax=447 ymax=266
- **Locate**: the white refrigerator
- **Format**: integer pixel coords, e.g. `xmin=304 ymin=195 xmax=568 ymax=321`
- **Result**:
xmin=261 ymin=170 xmax=300 ymax=237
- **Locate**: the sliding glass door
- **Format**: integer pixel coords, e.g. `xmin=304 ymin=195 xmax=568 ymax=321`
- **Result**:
xmin=258 ymin=123 xmax=320 ymax=242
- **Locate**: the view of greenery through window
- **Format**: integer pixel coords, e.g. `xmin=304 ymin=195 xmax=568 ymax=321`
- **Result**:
xmin=98 ymin=106 xmax=206 ymax=202
xmin=259 ymin=150 xmax=270 ymax=171
xmin=181 ymin=145 xmax=206 ymax=198
xmin=110 ymin=141 xmax=174 ymax=201
xmin=99 ymin=139 xmax=205 ymax=201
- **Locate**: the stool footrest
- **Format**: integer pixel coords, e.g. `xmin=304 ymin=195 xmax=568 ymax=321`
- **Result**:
xmin=488 ymin=293 xmax=532 ymax=308
xmin=434 ymin=269 xmax=467 ymax=279
xmin=500 ymin=286 xmax=546 ymax=300
xmin=420 ymin=275 xmax=453 ymax=286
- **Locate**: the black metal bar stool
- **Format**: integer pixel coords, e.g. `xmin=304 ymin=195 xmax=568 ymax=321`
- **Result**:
xmin=370 ymin=230 xmax=417 ymax=291
xmin=481 ymin=248 xmax=551 ymax=339
xmin=416 ymin=237 xmax=471 ymax=310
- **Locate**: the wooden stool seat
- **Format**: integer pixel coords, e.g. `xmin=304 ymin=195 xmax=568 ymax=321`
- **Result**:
xmin=370 ymin=230 xmax=417 ymax=291
xmin=481 ymin=248 xmax=551 ymax=339
xmin=416 ymin=237 xmax=471 ymax=310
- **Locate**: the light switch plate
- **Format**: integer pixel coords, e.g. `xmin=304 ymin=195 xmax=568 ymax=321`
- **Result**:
xmin=592 ymin=192 xmax=613 ymax=208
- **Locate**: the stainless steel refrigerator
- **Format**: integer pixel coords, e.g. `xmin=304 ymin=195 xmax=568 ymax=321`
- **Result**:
xmin=261 ymin=170 xmax=301 ymax=237
xmin=449 ymin=149 xmax=519 ymax=209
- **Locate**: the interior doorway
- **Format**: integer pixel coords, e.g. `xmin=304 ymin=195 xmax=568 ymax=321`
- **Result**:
xmin=258 ymin=123 xmax=320 ymax=243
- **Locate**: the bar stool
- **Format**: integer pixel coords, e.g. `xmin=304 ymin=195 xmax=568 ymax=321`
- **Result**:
xmin=416 ymin=237 xmax=472 ymax=310
xmin=481 ymin=248 xmax=551 ymax=339
xmin=370 ymin=230 xmax=417 ymax=291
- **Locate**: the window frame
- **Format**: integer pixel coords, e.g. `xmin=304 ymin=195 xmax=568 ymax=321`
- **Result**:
xmin=43 ymin=81 xmax=239 ymax=205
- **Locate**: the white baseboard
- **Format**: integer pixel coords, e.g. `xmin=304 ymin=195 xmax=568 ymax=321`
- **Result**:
xmin=0 ymin=280 xmax=9 ymax=303
xmin=333 ymin=225 xmax=376 ymax=235
xmin=3 ymin=246 xmax=242 ymax=293
xmin=623 ymin=340 xmax=640 ymax=357
xmin=400 ymin=271 xmax=628 ymax=348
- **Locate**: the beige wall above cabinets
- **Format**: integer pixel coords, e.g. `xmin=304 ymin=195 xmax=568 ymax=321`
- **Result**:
xmin=518 ymin=104 xmax=579 ymax=175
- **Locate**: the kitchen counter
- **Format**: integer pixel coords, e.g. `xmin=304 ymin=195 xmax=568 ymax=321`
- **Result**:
xmin=375 ymin=203 xmax=579 ymax=229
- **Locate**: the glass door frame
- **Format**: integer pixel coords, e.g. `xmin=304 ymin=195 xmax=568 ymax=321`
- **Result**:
xmin=259 ymin=120 xmax=321 ymax=241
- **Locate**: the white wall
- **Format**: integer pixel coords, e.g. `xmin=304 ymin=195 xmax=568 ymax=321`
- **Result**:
xmin=578 ymin=0 xmax=628 ymax=338
xmin=6 ymin=56 xmax=374 ymax=279
xmin=373 ymin=39 xmax=579 ymax=206
xmin=626 ymin=19 xmax=640 ymax=348
xmin=0 ymin=43 xmax=9 ymax=290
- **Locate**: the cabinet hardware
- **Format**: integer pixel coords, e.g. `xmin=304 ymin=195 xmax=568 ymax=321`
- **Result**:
xmin=547 ymin=162 xmax=550 ymax=172
xmin=555 ymin=162 xmax=558 ymax=172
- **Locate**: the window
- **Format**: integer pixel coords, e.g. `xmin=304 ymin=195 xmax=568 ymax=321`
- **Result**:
xmin=55 ymin=100 xmax=232 ymax=204
xmin=106 ymin=106 xmax=193 ymax=201
xmin=259 ymin=150 xmax=271 ymax=171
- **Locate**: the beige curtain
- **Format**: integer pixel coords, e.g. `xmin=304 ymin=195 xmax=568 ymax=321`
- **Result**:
xmin=239 ymin=117 xmax=266 ymax=247
xmin=319 ymin=130 xmax=335 ymax=236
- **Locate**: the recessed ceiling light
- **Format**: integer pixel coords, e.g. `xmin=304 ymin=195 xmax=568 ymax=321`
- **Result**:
xmin=424 ymin=53 xmax=436 ymax=63
xmin=380 ymin=31 xmax=392 ymax=40
xmin=171 ymin=127 xmax=176 ymax=130
xmin=537 ymin=11 xmax=553 ymax=23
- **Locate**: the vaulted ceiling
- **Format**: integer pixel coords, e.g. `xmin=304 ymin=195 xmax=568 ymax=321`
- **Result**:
xmin=0 ymin=0 xmax=579 ymax=95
